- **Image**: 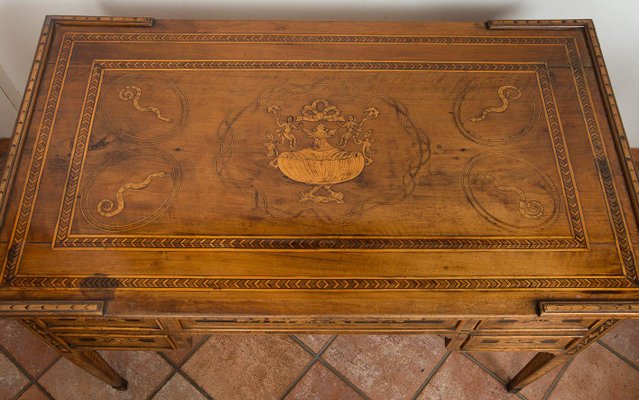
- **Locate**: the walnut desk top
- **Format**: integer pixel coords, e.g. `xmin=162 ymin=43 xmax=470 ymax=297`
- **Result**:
xmin=0 ymin=17 xmax=638 ymax=392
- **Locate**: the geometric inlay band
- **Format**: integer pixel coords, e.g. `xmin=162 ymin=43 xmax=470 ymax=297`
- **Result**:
xmin=1 ymin=31 xmax=636 ymax=290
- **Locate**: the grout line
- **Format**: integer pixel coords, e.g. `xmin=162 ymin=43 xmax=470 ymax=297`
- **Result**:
xmin=2 ymin=343 xmax=59 ymax=400
xmin=290 ymin=335 xmax=370 ymax=399
xmin=157 ymin=351 xmax=179 ymax=369
xmin=0 ymin=344 xmax=36 ymax=399
xmin=33 ymin=380 xmax=57 ymax=400
xmin=31 ymin=354 xmax=61 ymax=400
xmin=161 ymin=335 xmax=215 ymax=400
xmin=177 ymin=369 xmax=215 ymax=400
xmin=411 ymin=351 xmax=451 ymax=400
xmin=316 ymin=357 xmax=372 ymax=400
xmin=596 ymin=340 xmax=639 ymax=373
xmin=542 ymin=357 xmax=573 ymax=400
xmin=279 ymin=335 xmax=336 ymax=399
xmin=151 ymin=336 xmax=212 ymax=400
xmin=160 ymin=335 xmax=211 ymax=369
xmin=463 ymin=353 xmax=528 ymax=400
xmin=11 ymin=382 xmax=32 ymax=400
xmin=290 ymin=335 xmax=336 ymax=356
xmin=290 ymin=335 xmax=325 ymax=357
xmin=144 ymin=360 xmax=178 ymax=400
xmin=179 ymin=335 xmax=212 ymax=368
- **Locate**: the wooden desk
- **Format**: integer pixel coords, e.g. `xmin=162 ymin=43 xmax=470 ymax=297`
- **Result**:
xmin=1 ymin=17 xmax=638 ymax=392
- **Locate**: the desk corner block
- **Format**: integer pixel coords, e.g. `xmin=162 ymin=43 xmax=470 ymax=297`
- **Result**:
xmin=0 ymin=301 xmax=105 ymax=317
xmin=538 ymin=301 xmax=639 ymax=318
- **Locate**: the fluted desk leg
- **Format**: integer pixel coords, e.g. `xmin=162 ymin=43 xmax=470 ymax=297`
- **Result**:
xmin=63 ymin=349 xmax=128 ymax=390
xmin=507 ymin=352 xmax=567 ymax=393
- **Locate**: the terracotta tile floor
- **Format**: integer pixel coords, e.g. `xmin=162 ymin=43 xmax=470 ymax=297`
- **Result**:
xmin=0 ymin=319 xmax=637 ymax=399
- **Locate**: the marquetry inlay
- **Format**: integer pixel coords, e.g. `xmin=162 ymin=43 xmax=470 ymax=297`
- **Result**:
xmin=0 ymin=18 xmax=636 ymax=293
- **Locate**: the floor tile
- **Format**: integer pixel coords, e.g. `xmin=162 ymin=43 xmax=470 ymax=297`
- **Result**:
xmin=182 ymin=334 xmax=313 ymax=400
xmin=0 ymin=319 xmax=59 ymax=377
xmin=294 ymin=335 xmax=333 ymax=353
xmin=470 ymin=351 xmax=535 ymax=380
xmin=17 ymin=384 xmax=49 ymax=400
xmin=38 ymin=351 xmax=173 ymax=400
xmin=285 ymin=362 xmax=363 ymax=400
xmin=599 ymin=320 xmax=639 ymax=367
xmin=518 ymin=362 xmax=562 ymax=400
xmin=417 ymin=352 xmax=514 ymax=400
xmin=469 ymin=351 xmax=561 ymax=400
xmin=152 ymin=373 xmax=206 ymax=400
xmin=0 ymin=351 xmax=30 ymax=399
xmin=549 ymin=343 xmax=639 ymax=400
xmin=323 ymin=335 xmax=445 ymax=400
xmin=161 ymin=335 xmax=208 ymax=366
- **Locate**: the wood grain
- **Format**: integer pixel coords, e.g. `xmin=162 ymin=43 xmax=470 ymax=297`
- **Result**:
xmin=0 ymin=16 xmax=637 ymax=391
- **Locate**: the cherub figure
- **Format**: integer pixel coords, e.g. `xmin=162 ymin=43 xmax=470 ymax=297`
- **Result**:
xmin=337 ymin=115 xmax=361 ymax=147
xmin=267 ymin=106 xmax=299 ymax=149
xmin=361 ymin=129 xmax=374 ymax=165
xmin=277 ymin=115 xmax=299 ymax=149
xmin=263 ymin=131 xmax=279 ymax=167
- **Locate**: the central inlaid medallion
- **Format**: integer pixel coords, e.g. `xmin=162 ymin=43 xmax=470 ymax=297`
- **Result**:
xmin=264 ymin=98 xmax=379 ymax=203
xmin=216 ymin=80 xmax=430 ymax=225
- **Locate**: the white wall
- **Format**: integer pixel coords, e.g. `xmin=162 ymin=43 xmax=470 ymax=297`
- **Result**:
xmin=1 ymin=0 xmax=638 ymax=143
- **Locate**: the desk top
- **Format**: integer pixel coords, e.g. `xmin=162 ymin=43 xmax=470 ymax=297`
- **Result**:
xmin=1 ymin=17 xmax=638 ymax=318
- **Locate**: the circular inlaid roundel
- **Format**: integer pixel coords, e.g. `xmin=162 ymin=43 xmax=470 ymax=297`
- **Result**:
xmin=80 ymin=149 xmax=182 ymax=232
xmin=453 ymin=77 xmax=540 ymax=146
xmin=462 ymin=153 xmax=560 ymax=232
xmin=99 ymin=74 xmax=188 ymax=144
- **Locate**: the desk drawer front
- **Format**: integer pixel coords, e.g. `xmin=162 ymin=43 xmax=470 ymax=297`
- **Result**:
xmin=462 ymin=335 xmax=579 ymax=352
xmin=477 ymin=318 xmax=597 ymax=332
xmin=59 ymin=333 xmax=174 ymax=350
xmin=41 ymin=317 xmax=163 ymax=332
xmin=180 ymin=318 xmax=460 ymax=333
